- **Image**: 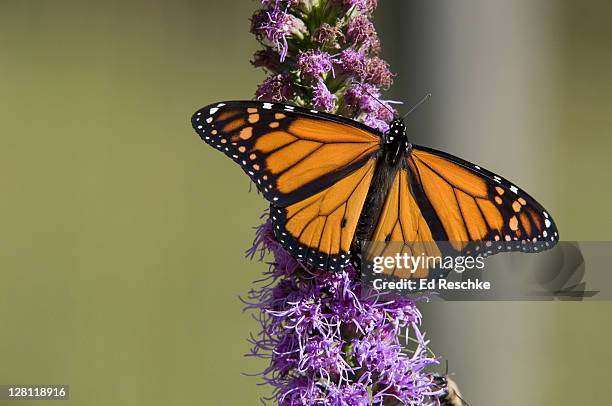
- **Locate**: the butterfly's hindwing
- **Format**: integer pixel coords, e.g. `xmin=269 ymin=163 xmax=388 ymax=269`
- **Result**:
xmin=270 ymin=159 xmax=377 ymax=271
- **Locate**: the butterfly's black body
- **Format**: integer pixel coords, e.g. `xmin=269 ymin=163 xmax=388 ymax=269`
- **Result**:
xmin=353 ymin=117 xmax=450 ymax=270
xmin=192 ymin=100 xmax=559 ymax=273
xmin=383 ymin=118 xmax=411 ymax=165
xmin=354 ymin=118 xmax=411 ymax=254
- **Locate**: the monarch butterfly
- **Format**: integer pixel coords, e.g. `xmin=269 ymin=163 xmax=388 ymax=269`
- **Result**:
xmin=191 ymin=101 xmax=558 ymax=275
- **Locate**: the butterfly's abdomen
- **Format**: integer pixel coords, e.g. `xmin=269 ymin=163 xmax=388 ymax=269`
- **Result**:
xmin=355 ymin=118 xmax=410 ymax=247
xmin=353 ymin=157 xmax=404 ymax=252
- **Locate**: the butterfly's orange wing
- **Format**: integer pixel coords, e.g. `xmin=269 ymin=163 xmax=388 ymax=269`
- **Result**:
xmin=407 ymin=146 xmax=559 ymax=256
xmin=271 ymin=159 xmax=376 ymax=270
xmin=368 ymin=167 xmax=442 ymax=278
xmin=192 ymin=101 xmax=380 ymax=206
xmin=368 ymin=147 xmax=559 ymax=278
xmin=192 ymin=101 xmax=382 ymax=270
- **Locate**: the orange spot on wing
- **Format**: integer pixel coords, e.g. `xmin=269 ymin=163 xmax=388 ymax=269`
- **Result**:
xmin=238 ymin=127 xmax=253 ymax=140
xmin=528 ymin=208 xmax=543 ymax=232
xmin=509 ymin=216 xmax=519 ymax=231
xmin=223 ymin=118 xmax=245 ymax=132
xmin=217 ymin=111 xmax=240 ymax=121
xmin=520 ymin=212 xmax=532 ymax=236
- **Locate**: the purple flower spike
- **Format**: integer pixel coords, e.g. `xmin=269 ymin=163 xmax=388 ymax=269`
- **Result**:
xmin=247 ymin=1 xmax=442 ymax=404
xmin=244 ymin=222 xmax=440 ymax=405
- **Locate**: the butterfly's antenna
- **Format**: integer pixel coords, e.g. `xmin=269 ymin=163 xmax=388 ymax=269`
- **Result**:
xmin=360 ymin=85 xmax=395 ymax=116
xmin=402 ymin=93 xmax=432 ymax=119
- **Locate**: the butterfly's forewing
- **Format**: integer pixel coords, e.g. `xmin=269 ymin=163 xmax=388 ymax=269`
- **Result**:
xmin=192 ymin=101 xmax=381 ymax=206
xmin=192 ymin=101 xmax=382 ymax=270
xmin=407 ymin=146 xmax=559 ymax=256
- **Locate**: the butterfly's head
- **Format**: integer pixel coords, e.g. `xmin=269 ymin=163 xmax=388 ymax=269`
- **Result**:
xmin=384 ymin=117 xmax=411 ymax=163
xmin=388 ymin=117 xmax=406 ymax=137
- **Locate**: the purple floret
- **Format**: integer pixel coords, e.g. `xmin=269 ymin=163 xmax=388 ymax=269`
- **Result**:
xmin=312 ymin=80 xmax=336 ymax=112
xmin=255 ymin=73 xmax=295 ymax=102
xmin=298 ymin=49 xmax=334 ymax=80
xmin=346 ymin=15 xmax=381 ymax=53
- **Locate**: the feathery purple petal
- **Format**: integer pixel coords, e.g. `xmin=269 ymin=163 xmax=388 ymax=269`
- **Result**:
xmin=312 ymin=80 xmax=336 ymax=112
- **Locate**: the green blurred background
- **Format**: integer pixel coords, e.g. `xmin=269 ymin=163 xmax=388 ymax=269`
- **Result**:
xmin=0 ymin=0 xmax=610 ymax=405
